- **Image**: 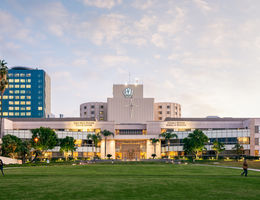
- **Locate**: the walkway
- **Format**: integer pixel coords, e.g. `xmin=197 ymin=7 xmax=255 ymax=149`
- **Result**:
xmin=195 ymin=164 xmax=260 ymax=172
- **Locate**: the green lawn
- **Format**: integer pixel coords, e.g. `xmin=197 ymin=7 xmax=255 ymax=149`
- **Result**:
xmin=1 ymin=163 xmax=260 ymax=200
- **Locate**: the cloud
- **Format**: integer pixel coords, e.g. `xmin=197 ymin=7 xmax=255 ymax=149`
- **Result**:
xmin=193 ymin=0 xmax=211 ymax=11
xmin=101 ymin=55 xmax=136 ymax=66
xmin=132 ymin=0 xmax=156 ymax=10
xmin=151 ymin=33 xmax=165 ymax=48
xmin=81 ymin=0 xmax=122 ymax=9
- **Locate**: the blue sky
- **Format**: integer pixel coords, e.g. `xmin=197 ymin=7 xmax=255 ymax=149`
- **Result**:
xmin=1 ymin=0 xmax=260 ymax=117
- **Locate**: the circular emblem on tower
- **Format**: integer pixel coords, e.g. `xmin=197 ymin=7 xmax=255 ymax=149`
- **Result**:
xmin=123 ymin=87 xmax=133 ymax=98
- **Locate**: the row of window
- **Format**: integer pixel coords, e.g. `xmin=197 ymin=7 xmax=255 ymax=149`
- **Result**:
xmin=8 ymin=73 xmax=31 ymax=77
xmin=9 ymin=106 xmax=31 ymax=111
xmin=158 ymin=111 xmax=179 ymax=115
xmin=1 ymin=112 xmax=31 ymax=116
xmin=83 ymin=105 xmax=104 ymax=109
xmin=158 ymin=105 xmax=180 ymax=109
xmin=8 ymin=101 xmax=31 ymax=105
xmin=1 ymin=95 xmax=31 ymax=100
xmin=8 ymin=79 xmax=31 ymax=83
xmin=7 ymin=84 xmax=31 ymax=89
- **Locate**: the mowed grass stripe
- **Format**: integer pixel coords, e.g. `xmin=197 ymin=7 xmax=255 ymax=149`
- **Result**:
xmin=1 ymin=164 xmax=260 ymax=200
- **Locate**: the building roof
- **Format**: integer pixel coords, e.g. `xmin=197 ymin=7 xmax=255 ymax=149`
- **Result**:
xmin=165 ymin=117 xmax=249 ymax=121
xmin=8 ymin=117 xmax=96 ymax=122
xmin=10 ymin=66 xmax=35 ymax=70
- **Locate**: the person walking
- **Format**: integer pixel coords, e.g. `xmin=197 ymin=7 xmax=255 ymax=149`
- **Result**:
xmin=0 ymin=159 xmax=4 ymax=176
xmin=241 ymin=159 xmax=248 ymax=177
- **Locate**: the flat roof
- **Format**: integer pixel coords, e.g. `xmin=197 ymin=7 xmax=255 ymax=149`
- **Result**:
xmin=165 ymin=117 xmax=249 ymax=121
xmin=8 ymin=117 xmax=96 ymax=122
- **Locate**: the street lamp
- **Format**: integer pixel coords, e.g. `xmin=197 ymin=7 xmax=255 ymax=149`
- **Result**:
xmin=34 ymin=137 xmax=39 ymax=143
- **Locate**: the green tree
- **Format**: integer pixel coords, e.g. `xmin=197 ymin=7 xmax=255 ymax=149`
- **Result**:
xmin=159 ymin=131 xmax=178 ymax=158
xmin=0 ymin=60 xmax=9 ymax=138
xmin=183 ymin=129 xmax=209 ymax=159
xmin=232 ymin=143 xmax=244 ymax=160
xmin=212 ymin=140 xmax=225 ymax=160
xmin=60 ymin=136 xmax=77 ymax=161
xmin=100 ymin=130 xmax=114 ymax=158
xmin=18 ymin=140 xmax=31 ymax=164
xmin=87 ymin=133 xmax=102 ymax=160
xmin=150 ymin=138 xmax=159 ymax=158
xmin=31 ymin=127 xmax=58 ymax=161
xmin=2 ymin=134 xmax=22 ymax=158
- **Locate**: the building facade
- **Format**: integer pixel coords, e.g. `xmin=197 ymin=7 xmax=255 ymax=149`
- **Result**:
xmin=80 ymin=102 xmax=107 ymax=121
xmin=2 ymin=84 xmax=260 ymax=160
xmin=154 ymin=102 xmax=181 ymax=121
xmin=1 ymin=67 xmax=51 ymax=118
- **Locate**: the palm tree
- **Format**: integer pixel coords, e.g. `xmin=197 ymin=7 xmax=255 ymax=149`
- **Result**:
xmin=212 ymin=140 xmax=225 ymax=160
xmin=87 ymin=133 xmax=102 ymax=160
xmin=159 ymin=130 xmax=178 ymax=158
xmin=60 ymin=136 xmax=77 ymax=161
xmin=0 ymin=60 xmax=9 ymax=138
xmin=101 ymin=130 xmax=114 ymax=158
xmin=150 ymin=138 xmax=159 ymax=158
xmin=232 ymin=143 xmax=244 ymax=160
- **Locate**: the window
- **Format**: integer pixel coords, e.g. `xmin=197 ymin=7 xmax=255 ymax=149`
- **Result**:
xmin=9 ymin=112 xmax=13 ymax=116
xmin=9 ymin=85 xmax=14 ymax=88
xmin=15 ymin=96 xmax=19 ymax=99
xmin=9 ymin=90 xmax=13 ymax=94
xmin=20 ymin=90 xmax=25 ymax=94
xmin=26 ymin=73 xmax=31 ymax=77
xmin=91 ymin=105 xmax=95 ymax=109
xmin=14 ymin=101 xmax=19 ymax=105
xmin=159 ymin=117 xmax=162 ymax=120
xmin=91 ymin=111 xmax=95 ymax=115
xmin=255 ymin=126 xmax=259 ymax=133
xmin=15 ymin=112 xmax=19 ymax=116
xmin=20 ymin=112 xmax=25 ymax=116
xmin=15 ymin=79 xmax=19 ymax=83
xmin=20 ymin=107 xmax=25 ymax=111
xmin=3 ymin=112 xmax=8 ymax=116
xmin=26 ymin=112 xmax=31 ymax=116
xmin=15 ymin=85 xmax=19 ymax=88
xmin=38 ymin=106 xmax=42 ymax=110
xmin=8 ymin=73 xmax=13 ymax=77
xmin=20 ymin=85 xmax=25 ymax=88
xmin=9 ymin=79 xmax=14 ymax=83
xmin=84 ymin=112 xmax=87 ymax=115
xmin=14 ymin=73 xmax=19 ymax=77
xmin=84 ymin=106 xmax=87 ymax=109
xmin=167 ymin=111 xmax=170 ymax=114
xmin=26 ymin=101 xmax=31 ymax=105
xmin=158 ymin=105 xmax=162 ymax=109
xmin=15 ymin=90 xmax=19 ymax=94
xmin=3 ymin=95 xmax=8 ymax=99
xmin=27 ymin=79 xmax=31 ymax=83
xmin=100 ymin=105 xmax=104 ymax=109
xmin=15 ymin=107 xmax=19 ymax=110
xmin=9 ymin=107 xmax=13 ymax=110
xmin=20 ymin=79 xmax=25 ymax=83
xmin=20 ymin=96 xmax=25 ymax=99
xmin=100 ymin=111 xmax=104 ymax=115
xmin=20 ymin=73 xmax=25 ymax=77
xmin=26 ymin=96 xmax=31 ymax=99
xmin=9 ymin=95 xmax=13 ymax=99
xmin=9 ymin=101 xmax=13 ymax=105
xmin=158 ymin=111 xmax=162 ymax=114
xmin=167 ymin=105 xmax=170 ymax=109
xmin=255 ymin=138 xmax=259 ymax=145
xmin=26 ymin=85 xmax=31 ymax=88
xmin=20 ymin=101 xmax=25 ymax=105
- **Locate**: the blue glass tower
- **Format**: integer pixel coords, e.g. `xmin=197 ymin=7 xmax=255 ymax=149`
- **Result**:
xmin=1 ymin=67 xmax=51 ymax=118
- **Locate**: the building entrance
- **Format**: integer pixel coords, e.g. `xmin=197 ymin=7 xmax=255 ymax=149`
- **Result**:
xmin=116 ymin=140 xmax=146 ymax=160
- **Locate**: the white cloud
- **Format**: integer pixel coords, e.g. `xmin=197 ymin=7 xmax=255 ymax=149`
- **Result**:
xmin=193 ymin=0 xmax=211 ymax=11
xmin=81 ymin=0 xmax=122 ymax=9
xmin=151 ymin=33 xmax=165 ymax=48
xmin=132 ymin=0 xmax=156 ymax=10
xmin=101 ymin=55 xmax=136 ymax=66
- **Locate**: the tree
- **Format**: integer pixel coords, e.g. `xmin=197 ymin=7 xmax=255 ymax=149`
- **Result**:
xmin=59 ymin=136 xmax=76 ymax=161
xmin=151 ymin=154 xmax=156 ymax=159
xmin=183 ymin=129 xmax=209 ymax=159
xmin=31 ymin=127 xmax=58 ymax=161
xmin=18 ymin=140 xmax=31 ymax=164
xmin=232 ymin=143 xmax=244 ymax=160
xmin=87 ymin=133 xmax=101 ymax=160
xmin=100 ymin=130 xmax=114 ymax=158
xmin=2 ymin=134 xmax=22 ymax=158
xmin=150 ymin=138 xmax=159 ymax=158
xmin=159 ymin=131 xmax=178 ymax=158
xmin=212 ymin=140 xmax=225 ymax=160
xmin=0 ymin=60 xmax=9 ymax=138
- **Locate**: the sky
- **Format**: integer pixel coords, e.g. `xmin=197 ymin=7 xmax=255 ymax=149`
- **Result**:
xmin=1 ymin=0 xmax=260 ymax=118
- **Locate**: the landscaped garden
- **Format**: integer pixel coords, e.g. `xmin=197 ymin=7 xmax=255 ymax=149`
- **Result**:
xmin=1 ymin=163 xmax=260 ymax=200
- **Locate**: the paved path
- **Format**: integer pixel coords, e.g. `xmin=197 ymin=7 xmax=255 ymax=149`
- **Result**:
xmin=195 ymin=164 xmax=260 ymax=172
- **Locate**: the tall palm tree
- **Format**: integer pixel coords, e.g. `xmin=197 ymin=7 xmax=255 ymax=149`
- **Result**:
xmin=150 ymin=138 xmax=159 ymax=156
xmin=87 ymin=133 xmax=102 ymax=160
xmin=0 ymin=60 xmax=9 ymax=138
xmin=159 ymin=130 xmax=178 ymax=158
xmin=101 ymin=129 xmax=114 ymax=158
xmin=212 ymin=140 xmax=225 ymax=160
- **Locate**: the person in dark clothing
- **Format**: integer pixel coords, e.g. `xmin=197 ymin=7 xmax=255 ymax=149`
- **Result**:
xmin=241 ymin=159 xmax=248 ymax=177
xmin=0 ymin=159 xmax=4 ymax=176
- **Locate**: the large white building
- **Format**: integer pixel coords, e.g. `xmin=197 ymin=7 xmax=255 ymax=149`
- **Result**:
xmin=2 ymin=84 xmax=260 ymax=160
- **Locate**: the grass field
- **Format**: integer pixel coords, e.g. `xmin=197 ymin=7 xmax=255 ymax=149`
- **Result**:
xmin=1 ymin=163 xmax=260 ymax=200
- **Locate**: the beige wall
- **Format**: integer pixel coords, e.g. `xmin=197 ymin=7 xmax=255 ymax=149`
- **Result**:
xmin=80 ymin=102 xmax=107 ymax=121
xmin=154 ymin=102 xmax=181 ymax=121
xmin=44 ymin=73 xmax=51 ymax=117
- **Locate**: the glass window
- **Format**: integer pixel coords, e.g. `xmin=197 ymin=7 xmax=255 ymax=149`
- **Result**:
xmin=14 ymin=101 xmax=19 ymax=105
xmin=38 ymin=106 xmax=43 ymax=110
xmin=9 ymin=101 xmax=13 ymax=105
xmin=9 ymin=112 xmax=14 ymax=116
xmin=15 ymin=85 xmax=19 ymax=88
xmin=167 ymin=105 xmax=170 ymax=109
xmin=3 ymin=112 xmax=8 ymax=116
xmin=15 ymin=90 xmax=19 ymax=94
xmin=15 ymin=107 xmax=19 ymax=110
xmin=26 ymin=101 xmax=31 ymax=105
xmin=26 ymin=85 xmax=31 ymax=88
xmin=20 ymin=101 xmax=25 ymax=105
xmin=26 ymin=96 xmax=31 ymax=99
xmin=14 ymin=73 xmax=19 ymax=77
xmin=26 ymin=112 xmax=31 ymax=116
xmin=20 ymin=112 xmax=25 ymax=116
xmin=15 ymin=79 xmax=19 ymax=83
xmin=15 ymin=112 xmax=19 ymax=116
xmin=20 ymin=79 xmax=25 ymax=83
xmin=9 ymin=90 xmax=13 ymax=94
xmin=91 ymin=105 xmax=95 ymax=109
xmin=8 ymin=73 xmax=13 ymax=77
xmin=91 ymin=111 xmax=95 ymax=114
xmin=20 ymin=107 xmax=25 ymax=111
xmin=3 ymin=95 xmax=8 ymax=99
xmin=9 ymin=85 xmax=14 ymax=88
xmin=20 ymin=73 xmax=25 ymax=77
xmin=9 ymin=79 xmax=14 ymax=83
xmin=158 ymin=111 xmax=162 ymax=114
xmin=15 ymin=96 xmax=19 ymax=99
xmin=20 ymin=90 xmax=25 ymax=94
xmin=9 ymin=107 xmax=13 ymax=110
xmin=20 ymin=96 xmax=25 ymax=99
xmin=158 ymin=105 xmax=162 ymax=109
xmin=27 ymin=79 xmax=31 ymax=83
xmin=20 ymin=85 xmax=25 ymax=88
xmin=167 ymin=111 xmax=170 ymax=114
xmin=26 ymin=73 xmax=31 ymax=77
xmin=26 ymin=107 xmax=31 ymax=110
xmin=9 ymin=95 xmax=13 ymax=99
